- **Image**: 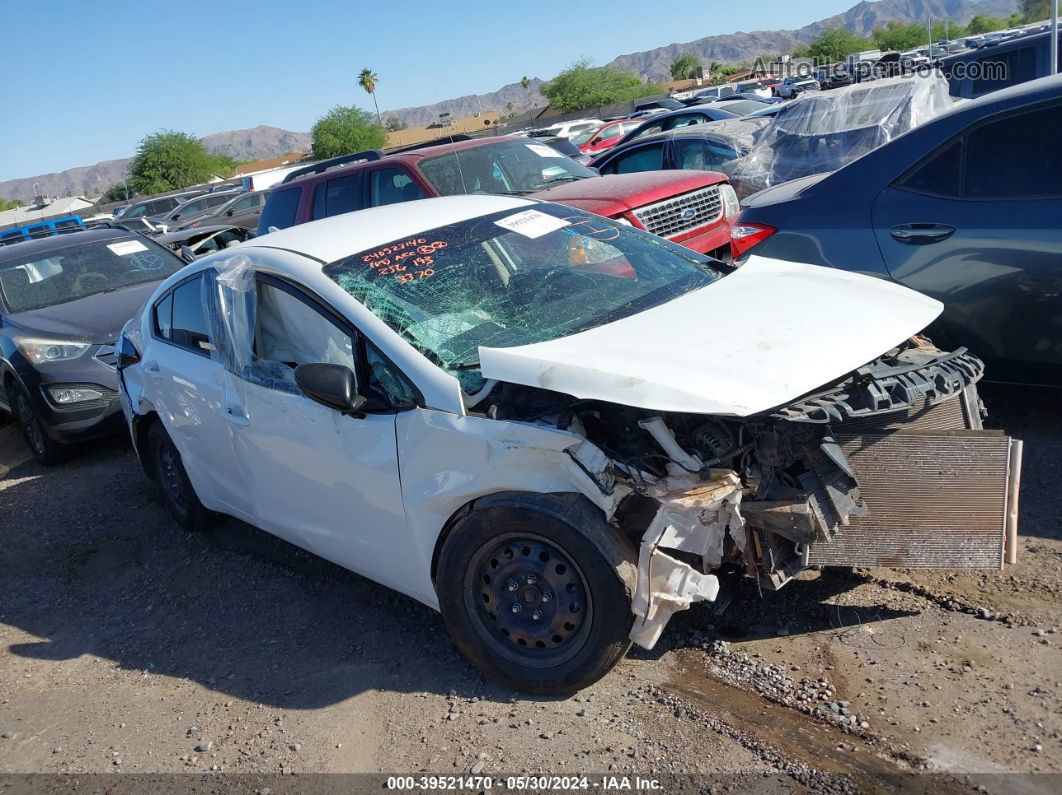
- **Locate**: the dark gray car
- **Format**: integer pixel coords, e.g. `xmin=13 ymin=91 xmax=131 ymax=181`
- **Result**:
xmin=0 ymin=229 xmax=186 ymax=463
xmin=732 ymin=74 xmax=1062 ymax=386
xmin=154 ymin=190 xmax=243 ymax=226
xmin=176 ymin=190 xmax=268 ymax=230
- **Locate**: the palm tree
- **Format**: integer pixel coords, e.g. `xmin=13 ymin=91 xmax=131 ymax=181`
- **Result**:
xmin=520 ymin=75 xmax=532 ymax=124
xmin=358 ymin=68 xmax=382 ymax=127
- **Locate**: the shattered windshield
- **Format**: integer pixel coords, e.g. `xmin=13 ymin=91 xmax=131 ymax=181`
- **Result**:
xmin=417 ymin=140 xmax=597 ymax=196
xmin=323 ymin=204 xmax=724 ymax=383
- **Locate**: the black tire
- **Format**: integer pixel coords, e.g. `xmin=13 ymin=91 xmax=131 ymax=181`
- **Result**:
xmin=8 ymin=383 xmax=65 ymax=466
xmin=436 ymin=493 xmax=637 ymax=695
xmin=149 ymin=422 xmax=211 ymax=532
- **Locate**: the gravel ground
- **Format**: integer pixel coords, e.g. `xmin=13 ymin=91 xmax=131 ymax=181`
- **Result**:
xmin=0 ymin=385 xmax=1058 ymax=794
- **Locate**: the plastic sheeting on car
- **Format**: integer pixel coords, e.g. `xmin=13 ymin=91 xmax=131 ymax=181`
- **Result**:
xmin=721 ymin=74 xmax=956 ymax=197
xmin=206 ymin=254 xmax=303 ymax=395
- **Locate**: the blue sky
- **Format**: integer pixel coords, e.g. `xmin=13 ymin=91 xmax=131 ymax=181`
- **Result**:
xmin=1 ymin=0 xmax=856 ymax=181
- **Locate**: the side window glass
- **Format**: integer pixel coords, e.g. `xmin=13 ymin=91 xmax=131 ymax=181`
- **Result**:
xmin=611 ymin=144 xmax=664 ymax=174
xmin=254 ymin=281 xmax=357 ymax=375
xmin=965 ymin=103 xmax=1062 ymax=199
xmin=895 ymin=138 xmax=962 ymax=198
xmin=170 ymin=276 xmax=212 ymax=354
xmin=365 ymin=342 xmax=419 ymax=408
xmin=154 ymin=293 xmax=173 ymax=339
xmin=259 ymin=187 xmax=301 ymax=231
xmin=666 ymin=115 xmax=703 ymax=130
xmin=632 ymin=123 xmax=663 ymax=141
xmin=370 ymin=168 xmax=426 ymax=207
xmin=323 ymin=173 xmax=366 ymax=217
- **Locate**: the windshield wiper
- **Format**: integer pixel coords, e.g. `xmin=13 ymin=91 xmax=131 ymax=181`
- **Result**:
xmin=527 ymin=175 xmax=588 ymax=191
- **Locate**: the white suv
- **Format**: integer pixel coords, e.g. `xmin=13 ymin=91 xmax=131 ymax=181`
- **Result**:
xmin=117 ymin=195 xmax=1019 ymax=693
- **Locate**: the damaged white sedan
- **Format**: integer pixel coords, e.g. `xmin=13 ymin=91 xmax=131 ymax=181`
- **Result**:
xmin=117 ymin=195 xmax=1022 ymax=694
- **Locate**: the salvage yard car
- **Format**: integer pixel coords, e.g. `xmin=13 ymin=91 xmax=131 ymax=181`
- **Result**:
xmin=258 ymin=136 xmax=739 ymax=259
xmin=119 ymin=195 xmax=1022 ymax=694
xmin=0 ymin=228 xmax=187 ymax=463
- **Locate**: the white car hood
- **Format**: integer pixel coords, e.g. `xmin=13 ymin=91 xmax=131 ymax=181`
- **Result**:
xmin=478 ymin=255 xmax=942 ymax=417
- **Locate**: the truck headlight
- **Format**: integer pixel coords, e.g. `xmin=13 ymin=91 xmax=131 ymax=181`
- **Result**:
xmin=47 ymin=385 xmax=105 ymax=404
xmin=14 ymin=337 xmax=90 ymax=365
xmin=719 ymin=184 xmax=740 ymax=218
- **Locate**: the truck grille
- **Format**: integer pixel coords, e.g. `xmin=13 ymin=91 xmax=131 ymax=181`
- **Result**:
xmin=632 ymin=186 xmax=722 ymax=239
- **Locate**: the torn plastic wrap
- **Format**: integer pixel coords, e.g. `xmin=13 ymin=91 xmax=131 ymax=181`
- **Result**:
xmin=656 ymin=117 xmax=770 ymax=172
xmin=630 ymin=470 xmax=745 ymax=649
xmin=208 ymin=254 xmax=302 ymax=394
xmin=722 ymin=74 xmax=955 ymax=197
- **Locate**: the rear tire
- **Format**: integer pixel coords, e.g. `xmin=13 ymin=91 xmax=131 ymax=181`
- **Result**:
xmin=149 ymin=422 xmax=211 ymax=532
xmin=8 ymin=383 xmax=65 ymax=466
xmin=437 ymin=494 xmax=637 ymax=695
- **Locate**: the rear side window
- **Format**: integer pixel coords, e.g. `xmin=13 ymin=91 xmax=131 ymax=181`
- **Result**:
xmin=600 ymin=143 xmax=664 ymax=175
xmin=896 ymin=139 xmax=962 ymax=197
xmin=369 ymin=168 xmax=426 ymax=207
xmin=316 ymin=173 xmax=366 ymax=219
xmin=154 ymin=275 xmax=211 ymax=355
xmin=896 ymin=102 xmax=1062 ymax=200
xmin=258 ymin=187 xmax=301 ymax=232
xmin=965 ymin=102 xmax=1062 ymax=199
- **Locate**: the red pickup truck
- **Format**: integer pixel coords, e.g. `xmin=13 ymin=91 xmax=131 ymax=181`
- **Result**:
xmin=257 ymin=136 xmax=738 ymax=259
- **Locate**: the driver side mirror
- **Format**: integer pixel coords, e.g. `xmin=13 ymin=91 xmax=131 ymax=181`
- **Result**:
xmin=294 ymin=363 xmax=367 ymax=415
xmin=226 ymin=209 xmax=234 ymax=216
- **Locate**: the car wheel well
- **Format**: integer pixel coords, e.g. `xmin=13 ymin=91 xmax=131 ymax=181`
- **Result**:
xmin=132 ymin=411 xmax=161 ymax=479
xmin=429 ymin=490 xmax=613 ymax=585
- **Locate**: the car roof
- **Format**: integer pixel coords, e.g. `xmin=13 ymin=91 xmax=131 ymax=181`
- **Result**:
xmin=240 ymin=194 xmax=535 ymax=264
xmin=277 ymin=136 xmax=534 ymax=189
xmin=0 ymin=227 xmax=141 ymax=263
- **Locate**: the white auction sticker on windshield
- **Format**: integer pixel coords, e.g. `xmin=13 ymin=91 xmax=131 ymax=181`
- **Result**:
xmin=495 ymin=210 xmax=571 ymax=239
xmin=526 ymin=144 xmax=564 ymax=158
xmin=107 ymin=240 xmax=149 ymax=256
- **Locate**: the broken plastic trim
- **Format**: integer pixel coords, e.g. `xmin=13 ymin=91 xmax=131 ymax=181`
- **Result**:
xmin=771 ymin=346 xmax=984 ymax=424
xmin=629 ymin=470 xmax=744 ymax=649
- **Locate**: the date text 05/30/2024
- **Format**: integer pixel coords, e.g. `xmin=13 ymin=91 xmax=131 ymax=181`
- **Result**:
xmin=387 ymin=775 xmax=662 ymax=791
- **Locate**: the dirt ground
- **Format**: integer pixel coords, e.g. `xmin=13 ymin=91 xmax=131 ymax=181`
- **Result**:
xmin=0 ymin=384 xmax=1058 ymax=794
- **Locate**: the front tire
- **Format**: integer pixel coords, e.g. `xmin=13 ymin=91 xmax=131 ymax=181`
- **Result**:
xmin=9 ymin=383 xmax=64 ymax=466
xmin=149 ymin=422 xmax=211 ymax=532
xmin=437 ymin=494 xmax=637 ymax=695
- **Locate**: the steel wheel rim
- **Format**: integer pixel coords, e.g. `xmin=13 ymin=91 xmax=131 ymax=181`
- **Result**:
xmin=157 ymin=443 xmax=187 ymax=517
xmin=15 ymin=394 xmax=44 ymax=455
xmin=464 ymin=532 xmax=593 ymax=668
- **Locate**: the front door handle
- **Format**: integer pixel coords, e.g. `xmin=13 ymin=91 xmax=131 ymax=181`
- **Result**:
xmin=143 ymin=361 xmax=161 ymax=375
xmin=890 ymin=223 xmax=956 ymax=244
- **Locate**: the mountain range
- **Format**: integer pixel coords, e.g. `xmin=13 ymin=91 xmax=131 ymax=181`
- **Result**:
xmin=0 ymin=0 xmax=1016 ymax=203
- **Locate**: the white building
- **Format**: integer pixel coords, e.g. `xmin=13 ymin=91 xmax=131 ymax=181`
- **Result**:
xmin=0 ymin=195 xmax=96 ymax=228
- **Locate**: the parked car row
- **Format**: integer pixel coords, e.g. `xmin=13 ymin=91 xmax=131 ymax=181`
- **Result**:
xmin=0 ymin=70 xmax=1052 ymax=699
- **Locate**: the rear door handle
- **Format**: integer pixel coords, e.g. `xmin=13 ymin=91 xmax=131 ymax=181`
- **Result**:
xmin=890 ymin=223 xmax=956 ymax=244
xmin=222 ymin=406 xmax=249 ymax=426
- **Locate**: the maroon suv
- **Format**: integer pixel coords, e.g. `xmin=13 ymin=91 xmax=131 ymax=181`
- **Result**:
xmin=257 ymin=137 xmax=738 ymax=258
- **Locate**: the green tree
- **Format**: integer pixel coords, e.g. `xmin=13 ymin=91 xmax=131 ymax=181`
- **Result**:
xmin=874 ymin=21 xmax=932 ymax=51
xmin=793 ymin=28 xmax=875 ymax=62
xmin=0 ymin=197 xmax=24 ymax=211
xmin=384 ymin=116 xmax=406 ymax=132
xmin=358 ymin=68 xmax=382 ymax=127
xmin=101 ymin=181 xmax=135 ymax=203
xmin=310 ymin=105 xmax=387 ymax=159
xmin=128 ymin=131 xmax=235 ymax=195
xmin=967 ymin=15 xmax=1007 ymax=34
xmin=541 ymin=58 xmax=664 ymax=112
xmin=670 ymin=53 xmax=702 ymax=80
xmin=1020 ymin=0 xmax=1049 ymax=22
xmin=520 ymin=75 xmax=534 ymax=123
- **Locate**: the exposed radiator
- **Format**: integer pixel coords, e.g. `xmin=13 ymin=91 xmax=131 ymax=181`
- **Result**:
xmin=807 ymin=430 xmax=1021 ymax=570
